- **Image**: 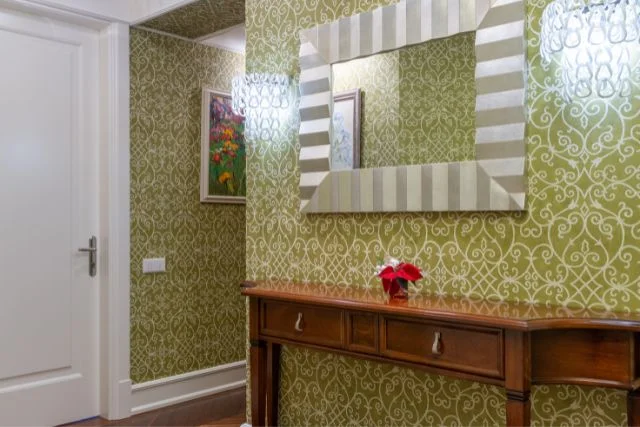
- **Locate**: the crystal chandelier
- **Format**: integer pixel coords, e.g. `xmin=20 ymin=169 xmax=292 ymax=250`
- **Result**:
xmin=540 ymin=0 xmax=639 ymax=100
xmin=231 ymin=73 xmax=291 ymax=141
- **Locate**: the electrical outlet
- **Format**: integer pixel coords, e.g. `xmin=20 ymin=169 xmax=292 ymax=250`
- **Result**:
xmin=143 ymin=257 xmax=166 ymax=274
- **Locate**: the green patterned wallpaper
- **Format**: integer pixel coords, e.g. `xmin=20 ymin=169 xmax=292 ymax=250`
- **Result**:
xmin=279 ymin=347 xmax=627 ymax=426
xmin=130 ymin=28 xmax=246 ymax=383
xmin=245 ymin=0 xmax=640 ymax=425
xmin=139 ymin=0 xmax=245 ymax=40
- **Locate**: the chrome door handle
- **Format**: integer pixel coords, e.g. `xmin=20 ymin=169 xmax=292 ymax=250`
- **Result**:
xmin=78 ymin=236 xmax=97 ymax=277
xmin=432 ymin=332 xmax=442 ymax=355
xmin=294 ymin=312 xmax=303 ymax=332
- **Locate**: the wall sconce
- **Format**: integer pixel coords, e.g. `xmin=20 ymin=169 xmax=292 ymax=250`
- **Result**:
xmin=231 ymin=73 xmax=291 ymax=140
xmin=541 ymin=0 xmax=639 ymax=100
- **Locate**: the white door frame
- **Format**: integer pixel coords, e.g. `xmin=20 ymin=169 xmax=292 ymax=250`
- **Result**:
xmin=0 ymin=0 xmax=132 ymax=420
xmin=98 ymin=19 xmax=132 ymax=422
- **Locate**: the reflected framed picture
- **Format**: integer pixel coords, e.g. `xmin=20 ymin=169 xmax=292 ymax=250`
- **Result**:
xmin=200 ymin=88 xmax=246 ymax=204
xmin=331 ymin=89 xmax=361 ymax=170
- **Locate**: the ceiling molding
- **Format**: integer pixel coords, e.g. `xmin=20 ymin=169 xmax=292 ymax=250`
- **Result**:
xmin=200 ymin=39 xmax=245 ymax=55
xmin=134 ymin=25 xmax=197 ymax=44
xmin=194 ymin=22 xmax=244 ymax=42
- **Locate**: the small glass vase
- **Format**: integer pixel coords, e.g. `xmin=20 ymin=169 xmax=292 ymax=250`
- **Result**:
xmin=383 ymin=278 xmax=409 ymax=299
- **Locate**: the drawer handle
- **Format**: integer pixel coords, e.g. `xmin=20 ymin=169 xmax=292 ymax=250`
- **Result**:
xmin=432 ymin=332 xmax=442 ymax=355
xmin=295 ymin=312 xmax=303 ymax=332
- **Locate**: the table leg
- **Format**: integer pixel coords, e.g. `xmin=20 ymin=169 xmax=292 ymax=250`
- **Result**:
xmin=266 ymin=342 xmax=281 ymax=426
xmin=628 ymin=390 xmax=640 ymax=427
xmin=250 ymin=339 xmax=267 ymax=427
xmin=505 ymin=330 xmax=531 ymax=427
xmin=506 ymin=391 xmax=531 ymax=427
xmin=249 ymin=298 xmax=267 ymax=426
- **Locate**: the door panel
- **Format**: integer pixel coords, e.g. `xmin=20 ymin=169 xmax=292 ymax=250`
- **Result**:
xmin=0 ymin=29 xmax=74 ymax=381
xmin=0 ymin=6 xmax=99 ymax=426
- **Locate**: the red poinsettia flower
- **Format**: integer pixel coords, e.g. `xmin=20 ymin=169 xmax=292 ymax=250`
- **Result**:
xmin=377 ymin=263 xmax=423 ymax=282
xmin=396 ymin=263 xmax=423 ymax=281
xmin=376 ymin=259 xmax=423 ymax=298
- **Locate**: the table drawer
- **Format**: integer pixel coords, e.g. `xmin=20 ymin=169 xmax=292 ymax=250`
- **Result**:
xmin=381 ymin=316 xmax=504 ymax=378
xmin=260 ymin=300 xmax=344 ymax=348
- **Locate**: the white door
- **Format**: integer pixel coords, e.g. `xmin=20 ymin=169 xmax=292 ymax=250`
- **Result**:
xmin=0 ymin=5 xmax=100 ymax=426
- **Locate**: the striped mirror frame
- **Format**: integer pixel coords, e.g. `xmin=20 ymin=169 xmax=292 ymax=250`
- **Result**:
xmin=298 ymin=0 xmax=527 ymax=213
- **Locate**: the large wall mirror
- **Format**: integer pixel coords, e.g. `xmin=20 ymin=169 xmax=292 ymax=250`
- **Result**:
xmin=298 ymin=0 xmax=527 ymax=213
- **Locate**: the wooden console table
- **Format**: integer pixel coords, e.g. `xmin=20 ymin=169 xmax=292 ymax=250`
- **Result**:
xmin=242 ymin=280 xmax=640 ymax=426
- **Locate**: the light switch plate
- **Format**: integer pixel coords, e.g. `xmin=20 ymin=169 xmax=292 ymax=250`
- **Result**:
xmin=143 ymin=257 xmax=166 ymax=274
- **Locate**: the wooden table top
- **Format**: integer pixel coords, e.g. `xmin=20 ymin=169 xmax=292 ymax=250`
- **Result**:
xmin=242 ymin=280 xmax=640 ymax=331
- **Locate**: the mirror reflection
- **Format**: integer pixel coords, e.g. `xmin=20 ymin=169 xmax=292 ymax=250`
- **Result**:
xmin=331 ymin=32 xmax=477 ymax=170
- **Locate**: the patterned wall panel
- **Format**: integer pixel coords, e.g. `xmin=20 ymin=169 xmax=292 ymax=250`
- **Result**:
xmin=245 ymin=0 xmax=640 ymax=424
xmin=139 ymin=0 xmax=245 ymax=40
xmin=130 ymin=28 xmax=246 ymax=383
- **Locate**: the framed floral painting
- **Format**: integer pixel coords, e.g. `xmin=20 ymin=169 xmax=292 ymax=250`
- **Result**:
xmin=200 ymin=88 xmax=246 ymax=203
xmin=331 ymin=89 xmax=361 ymax=170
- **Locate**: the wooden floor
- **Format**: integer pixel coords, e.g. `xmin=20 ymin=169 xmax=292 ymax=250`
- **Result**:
xmin=64 ymin=387 xmax=246 ymax=427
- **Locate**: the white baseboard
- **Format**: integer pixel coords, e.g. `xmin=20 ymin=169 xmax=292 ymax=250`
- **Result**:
xmin=130 ymin=360 xmax=246 ymax=415
xmin=116 ymin=378 xmax=132 ymax=419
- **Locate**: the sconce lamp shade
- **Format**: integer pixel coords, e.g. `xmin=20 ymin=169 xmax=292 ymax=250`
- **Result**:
xmin=231 ymin=73 xmax=291 ymax=140
xmin=540 ymin=0 xmax=639 ymax=100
